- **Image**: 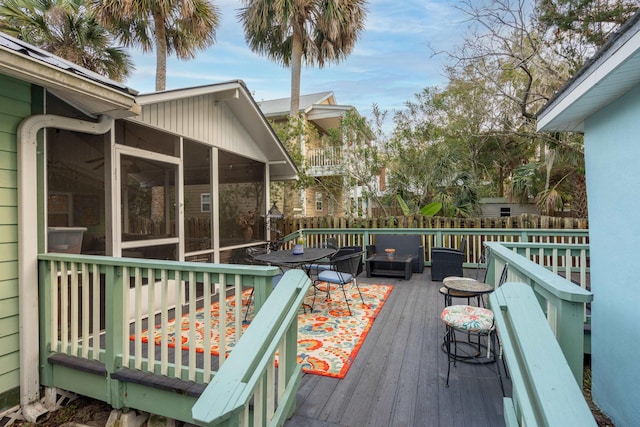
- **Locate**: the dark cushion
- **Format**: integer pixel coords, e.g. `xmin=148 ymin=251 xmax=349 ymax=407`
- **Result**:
xmin=431 ymin=248 xmax=464 ymax=281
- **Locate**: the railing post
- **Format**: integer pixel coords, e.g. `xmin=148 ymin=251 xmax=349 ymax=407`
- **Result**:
xmin=104 ymin=264 xmax=125 ymax=408
xmin=38 ymin=259 xmax=54 ymax=386
xmin=555 ymin=298 xmax=586 ymax=385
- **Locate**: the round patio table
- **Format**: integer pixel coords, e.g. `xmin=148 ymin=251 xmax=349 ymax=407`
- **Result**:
xmin=253 ymin=247 xmax=336 ymax=269
xmin=443 ymin=277 xmax=493 ymax=306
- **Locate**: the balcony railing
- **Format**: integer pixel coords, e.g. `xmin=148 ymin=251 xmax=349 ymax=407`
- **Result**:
xmin=306 ymin=147 xmax=343 ymax=176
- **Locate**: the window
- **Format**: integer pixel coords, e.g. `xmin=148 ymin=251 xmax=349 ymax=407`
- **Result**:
xmin=315 ymin=192 xmax=323 ymax=211
xmin=201 ymin=193 xmax=211 ymax=212
xmin=500 ymin=207 xmax=511 ymax=217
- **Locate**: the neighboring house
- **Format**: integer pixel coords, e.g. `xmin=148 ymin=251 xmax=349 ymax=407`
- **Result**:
xmin=536 ymin=10 xmax=640 ymax=427
xmin=478 ymin=197 xmax=539 ymax=217
xmin=0 ymin=32 xmax=296 ymax=416
xmin=258 ymin=92 xmax=381 ymax=217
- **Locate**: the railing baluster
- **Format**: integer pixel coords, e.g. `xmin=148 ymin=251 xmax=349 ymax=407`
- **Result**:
xmin=81 ymin=263 xmax=90 ymax=359
xmin=254 ymin=376 xmax=264 ymax=426
xmin=173 ymin=268 xmax=182 ymax=378
xmin=202 ymin=272 xmax=212 ymax=382
xmin=60 ymin=261 xmax=69 ymax=353
xmin=134 ymin=267 xmax=143 ymax=370
xmin=188 ymin=271 xmax=197 ymax=381
xmin=160 ymin=268 xmax=169 ymax=376
xmin=277 ymin=339 xmax=286 ymax=403
xmin=70 ymin=262 xmax=79 ymax=356
xmin=51 ymin=260 xmax=59 ymax=351
xmin=147 ymin=268 xmax=156 ymax=372
xmin=218 ymin=273 xmax=226 ymax=366
xmin=267 ymin=356 xmax=275 ymax=420
xmin=235 ymin=274 xmax=242 ymax=342
xmin=91 ymin=263 xmax=100 ymax=360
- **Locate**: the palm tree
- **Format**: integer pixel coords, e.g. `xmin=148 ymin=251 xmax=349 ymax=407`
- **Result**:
xmin=239 ymin=0 xmax=367 ymax=116
xmin=0 ymin=0 xmax=133 ymax=81
xmin=90 ymin=0 xmax=220 ymax=91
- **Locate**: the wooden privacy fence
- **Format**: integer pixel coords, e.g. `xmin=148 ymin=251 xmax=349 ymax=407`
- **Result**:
xmin=281 ymin=213 xmax=588 ymax=236
xmin=129 ymin=214 xmax=587 ymax=239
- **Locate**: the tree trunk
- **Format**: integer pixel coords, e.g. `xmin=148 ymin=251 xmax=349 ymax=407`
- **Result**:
xmin=154 ymin=11 xmax=167 ymax=92
xmin=572 ymin=173 xmax=588 ymax=218
xmin=289 ymin=29 xmax=303 ymax=116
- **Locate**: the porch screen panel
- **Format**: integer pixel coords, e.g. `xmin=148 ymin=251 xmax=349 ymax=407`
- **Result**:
xmin=46 ymin=129 xmax=106 ymax=254
xmin=218 ymin=150 xmax=266 ymax=248
xmin=183 ymin=140 xmax=212 ymax=253
xmin=120 ymin=155 xmax=178 ymax=260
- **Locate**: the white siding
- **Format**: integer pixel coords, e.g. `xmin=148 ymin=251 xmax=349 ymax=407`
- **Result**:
xmin=130 ymin=95 xmax=267 ymax=162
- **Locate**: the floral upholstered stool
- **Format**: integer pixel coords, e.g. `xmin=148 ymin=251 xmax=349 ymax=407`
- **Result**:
xmin=440 ymin=304 xmax=504 ymax=394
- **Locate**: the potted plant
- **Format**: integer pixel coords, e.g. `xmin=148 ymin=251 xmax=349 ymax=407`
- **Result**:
xmin=237 ymin=210 xmax=257 ymax=241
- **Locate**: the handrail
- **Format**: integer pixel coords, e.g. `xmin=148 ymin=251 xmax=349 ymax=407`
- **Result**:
xmin=484 ymin=242 xmax=593 ymax=384
xmin=192 ymin=270 xmax=310 ymax=426
xmin=489 ymin=283 xmax=596 ymax=426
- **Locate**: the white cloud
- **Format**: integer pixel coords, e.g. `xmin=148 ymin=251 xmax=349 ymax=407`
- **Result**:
xmin=125 ymin=0 xmax=468 ymax=122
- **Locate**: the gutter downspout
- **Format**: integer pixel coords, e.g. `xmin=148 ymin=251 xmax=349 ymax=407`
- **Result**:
xmin=17 ymin=114 xmax=113 ymax=422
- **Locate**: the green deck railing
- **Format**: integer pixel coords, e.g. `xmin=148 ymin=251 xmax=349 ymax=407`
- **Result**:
xmin=37 ymin=227 xmax=593 ymax=426
xmin=490 ymin=283 xmax=596 ymax=426
xmin=485 ymin=242 xmax=593 ymax=385
xmin=283 ymin=227 xmax=590 ymax=288
xmin=38 ymin=254 xmax=304 ymax=425
xmin=192 ymin=270 xmax=310 ymax=426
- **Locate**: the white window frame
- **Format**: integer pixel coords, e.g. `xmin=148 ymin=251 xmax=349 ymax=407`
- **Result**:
xmin=201 ymin=193 xmax=211 ymax=212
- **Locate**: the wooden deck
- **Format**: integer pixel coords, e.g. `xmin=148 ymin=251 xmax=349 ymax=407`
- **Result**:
xmin=285 ymin=269 xmax=511 ymax=427
xmin=43 ymin=267 xmax=511 ymax=426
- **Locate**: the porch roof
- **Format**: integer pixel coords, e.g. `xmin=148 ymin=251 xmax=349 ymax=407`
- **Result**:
xmin=259 ymin=91 xmax=356 ymax=134
xmin=258 ymin=91 xmax=335 ymax=116
xmin=135 ymin=81 xmax=298 ymax=180
xmin=537 ymin=10 xmax=640 ymax=132
xmin=0 ymin=32 xmax=140 ymax=119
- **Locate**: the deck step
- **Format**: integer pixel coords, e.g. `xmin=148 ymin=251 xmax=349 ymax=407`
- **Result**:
xmin=111 ymin=368 xmax=207 ymax=397
xmin=48 ymin=353 xmax=107 ymax=376
xmin=48 ymin=353 xmax=207 ymax=397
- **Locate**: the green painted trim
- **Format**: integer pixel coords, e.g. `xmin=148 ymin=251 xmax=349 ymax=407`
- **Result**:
xmin=47 ymin=364 xmax=109 ymax=403
xmin=119 ymin=382 xmax=198 ymax=425
xmin=489 ymin=284 xmax=597 ymax=426
xmin=192 ymin=270 xmax=311 ymax=426
xmin=0 ymin=72 xmax=31 ymax=400
xmin=503 ymin=397 xmax=519 ymax=426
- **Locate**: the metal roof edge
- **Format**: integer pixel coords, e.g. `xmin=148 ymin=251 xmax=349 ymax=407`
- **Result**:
xmin=0 ymin=42 xmax=139 ymax=118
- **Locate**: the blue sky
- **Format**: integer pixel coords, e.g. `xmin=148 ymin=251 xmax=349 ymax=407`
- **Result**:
xmin=124 ymin=0 xmax=469 ymax=121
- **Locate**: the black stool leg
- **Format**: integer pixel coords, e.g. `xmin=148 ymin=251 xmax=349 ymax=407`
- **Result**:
xmin=492 ymin=330 xmax=506 ymax=396
xmin=445 ymin=326 xmax=457 ymax=386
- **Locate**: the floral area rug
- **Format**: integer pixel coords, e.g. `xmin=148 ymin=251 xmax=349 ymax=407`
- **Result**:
xmin=135 ymin=283 xmax=392 ymax=379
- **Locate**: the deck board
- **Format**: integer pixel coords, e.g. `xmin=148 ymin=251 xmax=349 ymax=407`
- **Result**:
xmin=285 ymin=270 xmax=511 ymax=427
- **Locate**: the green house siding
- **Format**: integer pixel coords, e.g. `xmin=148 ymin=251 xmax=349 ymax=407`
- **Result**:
xmin=0 ymin=72 xmax=31 ymax=411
